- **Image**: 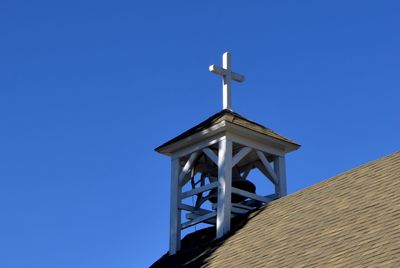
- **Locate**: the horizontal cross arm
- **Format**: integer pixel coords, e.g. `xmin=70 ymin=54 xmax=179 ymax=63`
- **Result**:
xmin=231 ymin=187 xmax=275 ymax=204
xmin=231 ymin=72 xmax=245 ymax=83
xmin=181 ymin=181 xmax=219 ymax=199
xmin=209 ymin=64 xmax=245 ymax=83
xmin=181 ymin=211 xmax=217 ymax=229
xmin=178 ymin=204 xmax=211 ymax=213
xmin=209 ymin=64 xmax=227 ymax=76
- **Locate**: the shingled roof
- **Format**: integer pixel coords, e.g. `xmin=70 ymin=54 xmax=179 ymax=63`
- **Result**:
xmin=152 ymin=151 xmax=400 ymax=267
xmin=155 ymin=109 xmax=300 ymax=153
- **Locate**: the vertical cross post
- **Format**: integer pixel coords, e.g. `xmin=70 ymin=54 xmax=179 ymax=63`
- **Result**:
xmin=274 ymin=156 xmax=287 ymax=197
xmin=216 ymin=136 xmax=233 ymax=238
xmin=222 ymin=52 xmax=232 ymax=110
xmin=169 ymin=157 xmax=181 ymax=255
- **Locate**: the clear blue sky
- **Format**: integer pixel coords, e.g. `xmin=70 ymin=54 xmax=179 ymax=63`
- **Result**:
xmin=1 ymin=1 xmax=399 ymax=267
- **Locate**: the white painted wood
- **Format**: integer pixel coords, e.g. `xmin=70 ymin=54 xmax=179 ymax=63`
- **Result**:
xmin=185 ymin=209 xmax=213 ymax=218
xmin=162 ymin=119 xmax=297 ymax=158
xmin=216 ymin=137 xmax=233 ymax=238
xmin=233 ymin=203 xmax=255 ymax=211
xmin=256 ymin=150 xmax=279 ymax=184
xmin=274 ymin=156 xmax=287 ymax=197
xmin=209 ymin=52 xmax=245 ymax=110
xmin=169 ymin=158 xmax=181 ymax=255
xmin=181 ymin=211 xmax=217 ymax=229
xmin=240 ymin=193 xmax=278 ymax=208
xmin=158 ymin=115 xmax=299 ymax=158
xmin=181 ymin=181 xmax=219 ymax=199
xmin=231 ymin=206 xmax=250 ymax=214
xmin=186 ymin=210 xmax=219 ymax=225
xmin=232 ymin=147 xmax=252 ymax=167
xmin=179 ymin=204 xmax=211 ymax=214
xmin=202 ymin=148 xmax=218 ymax=164
xmin=209 ymin=64 xmax=245 ymax=82
xmin=178 ymin=203 xmax=197 ymax=212
xmin=172 ymin=132 xmax=225 ymax=160
xmin=208 ymin=203 xmax=252 ymax=214
xmin=160 ymin=121 xmax=226 ymax=157
xmin=222 ymin=52 xmax=231 ymax=110
xmin=178 ymin=151 xmax=201 ymax=186
xmin=225 ymin=123 xmax=299 ymax=154
xmin=231 ymin=187 xmax=274 ymax=203
xmin=265 ymin=193 xmax=279 ymax=199
xmin=212 ymin=202 xmax=254 ymax=211
xmin=226 ymin=130 xmax=285 ymax=157
xmin=254 ymin=161 xmax=278 ymax=185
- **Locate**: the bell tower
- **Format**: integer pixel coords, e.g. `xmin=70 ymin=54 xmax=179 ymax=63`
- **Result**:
xmin=155 ymin=52 xmax=300 ymax=255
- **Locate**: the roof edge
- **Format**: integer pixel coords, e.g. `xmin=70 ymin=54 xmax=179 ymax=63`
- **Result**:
xmin=155 ymin=110 xmax=300 ymax=155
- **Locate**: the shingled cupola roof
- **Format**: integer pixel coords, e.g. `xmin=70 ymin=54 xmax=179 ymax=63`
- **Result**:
xmin=155 ymin=109 xmax=300 ymax=156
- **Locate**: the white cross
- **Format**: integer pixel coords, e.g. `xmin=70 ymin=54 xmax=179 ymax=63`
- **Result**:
xmin=209 ymin=52 xmax=245 ymax=111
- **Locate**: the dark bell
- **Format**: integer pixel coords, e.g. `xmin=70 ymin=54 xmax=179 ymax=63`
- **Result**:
xmin=208 ymin=180 xmax=256 ymax=204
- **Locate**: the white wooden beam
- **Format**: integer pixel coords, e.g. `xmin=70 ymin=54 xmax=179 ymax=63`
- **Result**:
xmin=231 ymin=187 xmax=275 ymax=204
xmin=232 ymin=147 xmax=252 ymax=167
xmin=202 ymin=148 xmax=218 ymax=165
xmin=171 ymin=130 xmax=225 ymax=160
xmin=233 ymin=203 xmax=256 ymax=211
xmin=265 ymin=193 xmax=279 ymax=200
xmin=216 ymin=137 xmax=232 ymax=238
xmin=231 ymin=206 xmax=250 ymax=214
xmin=212 ymin=202 xmax=253 ymax=211
xmin=185 ymin=209 xmax=213 ymax=219
xmin=178 ymin=151 xmax=200 ymax=186
xmin=179 ymin=204 xmax=211 ymax=214
xmin=274 ymin=156 xmax=287 ymax=197
xmin=226 ymin=130 xmax=285 ymax=157
xmin=169 ymin=158 xmax=181 ymax=255
xmin=254 ymin=162 xmax=278 ymax=185
xmin=186 ymin=211 xmax=217 ymax=225
xmin=181 ymin=211 xmax=217 ymax=229
xmin=181 ymin=181 xmax=219 ymax=199
xmin=256 ymin=151 xmax=278 ymax=185
xmin=178 ymin=203 xmax=197 ymax=211
xmin=212 ymin=203 xmax=251 ymax=214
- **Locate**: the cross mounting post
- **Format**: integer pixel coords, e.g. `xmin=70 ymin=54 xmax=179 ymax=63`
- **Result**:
xmin=209 ymin=52 xmax=245 ymax=111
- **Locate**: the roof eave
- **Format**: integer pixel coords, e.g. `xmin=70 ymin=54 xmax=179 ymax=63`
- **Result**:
xmin=155 ymin=120 xmax=300 ymax=156
xmin=224 ymin=121 xmax=301 ymax=153
xmin=155 ymin=121 xmax=227 ymax=156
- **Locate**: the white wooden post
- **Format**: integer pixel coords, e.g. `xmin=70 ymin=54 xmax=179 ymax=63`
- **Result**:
xmin=169 ymin=158 xmax=181 ymax=255
xmin=274 ymin=156 xmax=287 ymax=197
xmin=216 ymin=136 xmax=233 ymax=238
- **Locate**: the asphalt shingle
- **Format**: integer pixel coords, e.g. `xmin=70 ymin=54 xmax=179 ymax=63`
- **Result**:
xmin=152 ymin=151 xmax=400 ymax=267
